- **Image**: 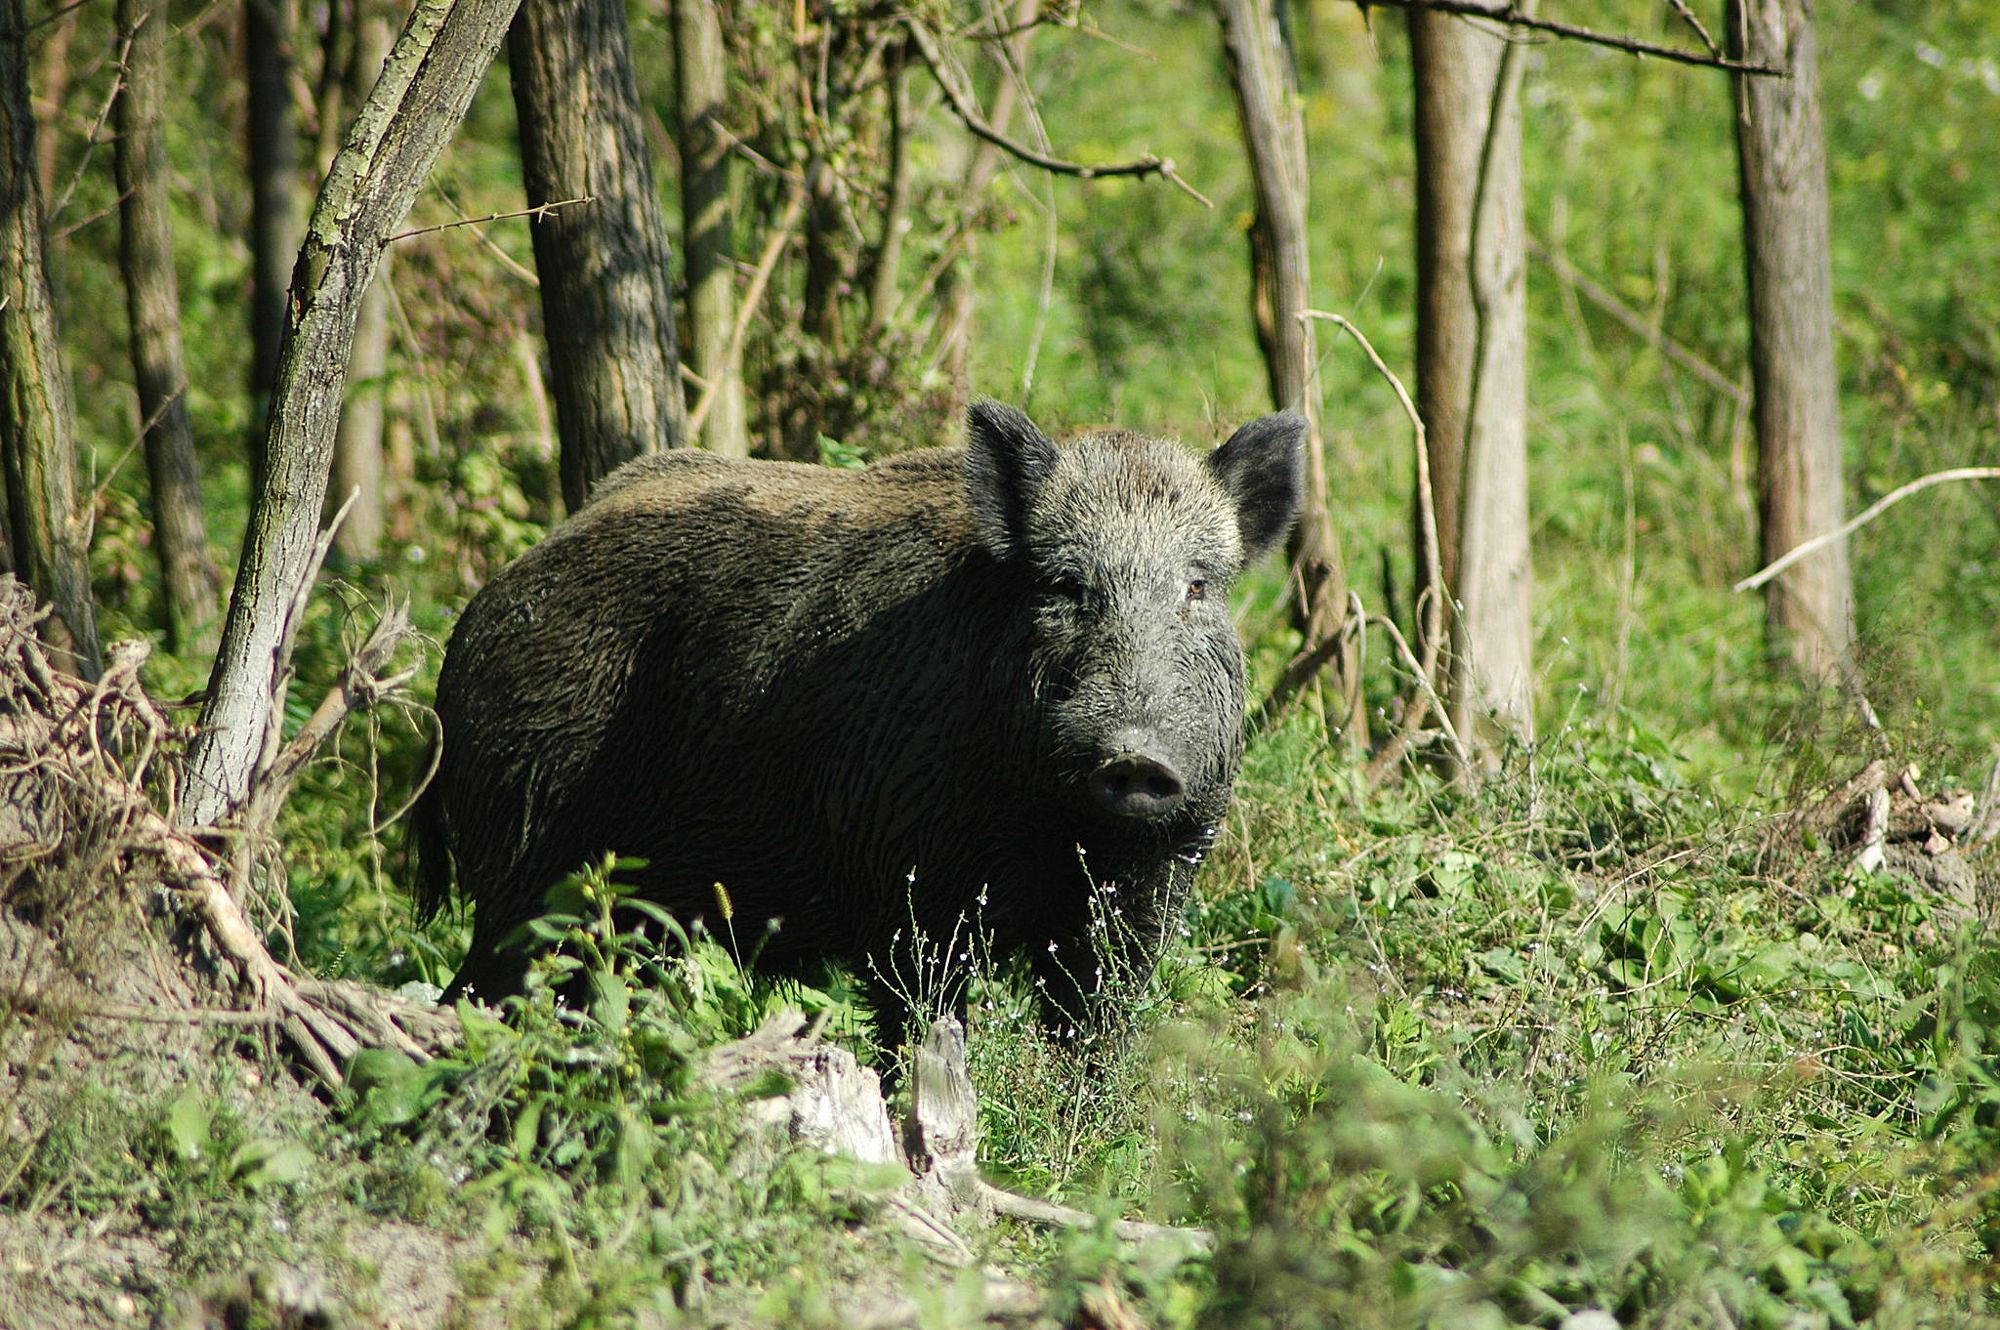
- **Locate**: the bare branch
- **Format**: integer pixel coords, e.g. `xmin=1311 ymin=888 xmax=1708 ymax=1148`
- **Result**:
xmin=903 ymin=18 xmax=1213 ymax=206
xmin=386 ymin=194 xmax=592 ymax=244
xmin=1353 ymin=0 xmax=1786 ymax=75
xmin=1734 ymin=468 xmax=2000 ymax=593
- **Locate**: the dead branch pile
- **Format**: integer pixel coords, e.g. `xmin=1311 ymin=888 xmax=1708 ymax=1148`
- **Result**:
xmin=0 ymin=576 xmax=454 ymax=1087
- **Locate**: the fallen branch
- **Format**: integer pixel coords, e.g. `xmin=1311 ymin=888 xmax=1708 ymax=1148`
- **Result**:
xmin=979 ymin=1181 xmax=1214 ymax=1255
xmin=904 ymin=18 xmax=1213 ymax=206
xmin=1734 ymin=468 xmax=2000 ymax=592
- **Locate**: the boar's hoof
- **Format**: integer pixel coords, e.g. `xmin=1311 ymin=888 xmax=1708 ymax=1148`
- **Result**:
xmin=1091 ymin=752 xmax=1187 ymax=821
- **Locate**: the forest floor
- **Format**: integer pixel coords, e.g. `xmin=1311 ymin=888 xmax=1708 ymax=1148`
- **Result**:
xmin=3 ymin=588 xmax=1999 ymax=1328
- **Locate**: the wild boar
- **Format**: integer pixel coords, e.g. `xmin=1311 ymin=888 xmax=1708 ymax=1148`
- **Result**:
xmin=415 ymin=401 xmax=1304 ymax=1037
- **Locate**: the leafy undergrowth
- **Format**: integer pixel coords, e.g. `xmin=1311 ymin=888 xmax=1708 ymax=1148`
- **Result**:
xmin=4 ymin=704 xmax=1998 ymax=1328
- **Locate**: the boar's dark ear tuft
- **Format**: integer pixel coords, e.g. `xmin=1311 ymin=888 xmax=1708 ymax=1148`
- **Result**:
xmin=964 ymin=400 xmax=1059 ymax=559
xmin=1207 ymin=412 xmax=1307 ymax=564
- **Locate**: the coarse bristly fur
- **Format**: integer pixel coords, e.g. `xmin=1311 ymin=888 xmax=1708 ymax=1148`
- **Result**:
xmin=415 ymin=401 xmax=1305 ymax=1039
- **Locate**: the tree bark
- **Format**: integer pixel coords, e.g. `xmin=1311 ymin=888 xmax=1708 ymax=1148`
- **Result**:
xmin=511 ymin=0 xmax=687 ymax=511
xmin=116 ymin=0 xmax=218 ymax=652
xmin=246 ymin=0 xmax=304 ymax=475
xmin=331 ymin=2 xmax=397 ymax=560
xmin=1729 ymin=0 xmax=1851 ymax=684
xmin=1218 ymin=0 xmax=1362 ymax=745
xmin=181 ymin=0 xmax=522 ymax=827
xmin=1408 ymin=4 xmax=1535 ymax=767
xmin=0 ymin=0 xmax=101 ymax=679
xmin=673 ymin=0 xmax=748 ymax=458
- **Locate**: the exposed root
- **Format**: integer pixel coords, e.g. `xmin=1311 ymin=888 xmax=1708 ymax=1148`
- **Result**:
xmin=0 ymin=576 xmax=452 ymax=1089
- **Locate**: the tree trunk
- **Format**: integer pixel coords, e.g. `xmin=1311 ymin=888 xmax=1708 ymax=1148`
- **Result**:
xmin=1408 ymin=5 xmax=1535 ymax=767
xmin=0 ymin=0 xmax=101 ymax=679
xmin=1729 ymin=0 xmax=1851 ymax=684
xmin=511 ymin=0 xmax=687 ymax=511
xmin=937 ymin=0 xmax=1036 ymax=402
xmin=181 ymin=0 xmax=522 ymax=827
xmin=1218 ymin=0 xmax=1362 ymax=746
xmin=246 ymin=0 xmax=304 ymax=476
xmin=673 ymin=0 xmax=748 ymax=458
xmin=331 ymin=2 xmax=396 ymax=559
xmin=867 ymin=38 xmax=912 ymax=337
xmin=116 ymin=0 xmax=218 ymax=651
xmin=31 ymin=0 xmax=73 ymax=199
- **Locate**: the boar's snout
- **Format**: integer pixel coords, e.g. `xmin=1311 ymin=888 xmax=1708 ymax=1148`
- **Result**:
xmin=1089 ymin=740 xmax=1188 ymax=821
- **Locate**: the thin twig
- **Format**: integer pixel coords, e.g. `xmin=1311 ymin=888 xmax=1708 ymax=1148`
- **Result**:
xmin=1734 ymin=468 xmax=2000 ymax=592
xmin=1353 ymin=0 xmax=1785 ymax=75
xmin=1253 ymin=598 xmax=1362 ymax=733
xmin=1663 ymin=0 xmax=1722 ymax=58
xmin=904 ymin=18 xmax=1212 ymax=206
xmin=1302 ymin=309 xmax=1447 ymax=693
xmin=1300 ymin=309 xmax=1472 ymax=777
xmin=386 ymin=194 xmax=592 ymax=244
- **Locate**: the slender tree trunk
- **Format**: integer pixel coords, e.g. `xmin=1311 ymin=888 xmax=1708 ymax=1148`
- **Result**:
xmin=867 ymin=37 xmax=912 ymax=337
xmin=1729 ymin=0 xmax=1851 ymax=684
xmin=116 ymin=0 xmax=217 ymax=651
xmin=1408 ymin=5 xmax=1535 ymax=766
xmin=938 ymin=0 xmax=1036 ymax=402
xmin=182 ymin=0 xmax=522 ymax=826
xmin=1218 ymin=0 xmax=1362 ymax=746
xmin=511 ymin=0 xmax=687 ymax=511
xmin=31 ymin=0 xmax=73 ymax=199
xmin=331 ymin=2 xmax=395 ymax=559
xmin=673 ymin=0 xmax=748 ymax=458
xmin=246 ymin=0 xmax=304 ymax=476
xmin=0 ymin=0 xmax=100 ymax=679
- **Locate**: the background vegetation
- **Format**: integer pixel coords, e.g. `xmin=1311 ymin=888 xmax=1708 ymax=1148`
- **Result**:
xmin=3 ymin=0 xmax=1998 ymax=1325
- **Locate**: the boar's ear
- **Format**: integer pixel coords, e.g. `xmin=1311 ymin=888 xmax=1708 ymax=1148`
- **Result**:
xmin=1206 ymin=412 xmax=1307 ymax=564
xmin=965 ymin=399 xmax=1059 ymax=560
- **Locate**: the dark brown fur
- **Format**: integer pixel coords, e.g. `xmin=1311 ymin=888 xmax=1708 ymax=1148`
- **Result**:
xmin=416 ymin=403 xmax=1304 ymax=1034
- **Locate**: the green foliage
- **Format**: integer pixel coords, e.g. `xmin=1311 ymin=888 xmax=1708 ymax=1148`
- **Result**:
xmin=13 ymin=0 xmax=2000 ymax=1321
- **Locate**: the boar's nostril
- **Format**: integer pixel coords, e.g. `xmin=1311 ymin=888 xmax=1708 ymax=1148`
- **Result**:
xmin=1091 ymin=753 xmax=1187 ymax=820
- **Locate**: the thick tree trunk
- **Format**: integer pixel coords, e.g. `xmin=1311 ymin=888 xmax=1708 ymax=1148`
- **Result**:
xmin=1729 ymin=0 xmax=1851 ymax=684
xmin=0 ymin=0 xmax=101 ymax=679
xmin=332 ymin=3 xmax=396 ymax=560
xmin=116 ymin=0 xmax=218 ymax=651
xmin=673 ymin=0 xmax=748 ymax=458
xmin=1218 ymin=0 xmax=1362 ymax=745
xmin=1408 ymin=5 xmax=1534 ymax=766
xmin=510 ymin=0 xmax=687 ymax=511
xmin=181 ymin=0 xmax=522 ymax=826
xmin=246 ymin=0 xmax=304 ymax=473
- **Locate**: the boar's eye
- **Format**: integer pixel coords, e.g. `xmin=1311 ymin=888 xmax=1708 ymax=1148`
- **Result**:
xmin=1040 ymin=572 xmax=1087 ymax=601
xmin=1185 ymin=579 xmax=1208 ymax=602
